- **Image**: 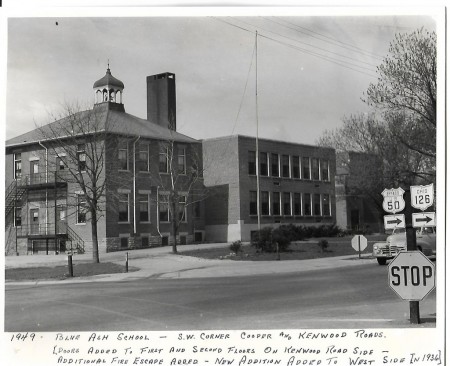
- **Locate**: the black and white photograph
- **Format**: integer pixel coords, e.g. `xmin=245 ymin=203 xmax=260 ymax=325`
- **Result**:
xmin=1 ymin=3 xmax=446 ymax=365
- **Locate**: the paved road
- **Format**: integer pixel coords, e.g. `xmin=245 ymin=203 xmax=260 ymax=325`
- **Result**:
xmin=5 ymin=263 xmax=436 ymax=331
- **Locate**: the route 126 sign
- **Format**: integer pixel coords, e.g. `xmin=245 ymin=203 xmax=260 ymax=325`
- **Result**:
xmin=411 ymin=183 xmax=434 ymax=211
xmin=382 ymin=187 xmax=405 ymax=214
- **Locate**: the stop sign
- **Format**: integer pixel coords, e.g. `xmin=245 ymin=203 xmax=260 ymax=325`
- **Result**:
xmin=351 ymin=235 xmax=367 ymax=252
xmin=388 ymin=251 xmax=436 ymax=301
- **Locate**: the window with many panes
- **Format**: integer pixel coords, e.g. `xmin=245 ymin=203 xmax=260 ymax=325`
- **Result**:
xmin=178 ymin=195 xmax=187 ymax=222
xmin=118 ymin=193 xmax=129 ymax=222
xmin=139 ymin=194 xmax=150 ymax=222
xmin=77 ymin=144 xmax=86 ymax=172
xmin=294 ymin=193 xmax=301 ymax=216
xmin=159 ymin=194 xmax=170 ymax=222
xmin=322 ymin=194 xmax=331 ymax=216
xmin=139 ymin=143 xmax=150 ymax=172
xmin=282 ymin=155 xmax=290 ymax=178
xmin=302 ymin=157 xmax=310 ymax=180
xmin=14 ymin=207 xmax=22 ymax=227
xmin=118 ymin=142 xmax=128 ymax=171
xmin=303 ymin=193 xmax=312 ymax=216
xmin=178 ymin=147 xmax=186 ymax=175
xmin=248 ymin=151 xmax=256 ymax=175
xmin=321 ymin=160 xmax=329 ymax=181
xmin=271 ymin=154 xmax=279 ymax=177
xmin=283 ymin=192 xmax=291 ymax=215
xmin=56 ymin=156 xmax=66 ymax=171
xmin=261 ymin=191 xmax=269 ymax=215
xmin=76 ymin=194 xmax=87 ymax=224
xmin=292 ymin=156 xmax=300 ymax=179
xmin=14 ymin=153 xmax=22 ymax=179
xmin=311 ymin=158 xmax=320 ymax=180
xmin=194 ymin=201 xmax=201 ymax=218
xmin=159 ymin=145 xmax=169 ymax=173
xmin=272 ymin=192 xmax=281 ymax=215
xmin=249 ymin=191 xmax=257 ymax=216
xmin=314 ymin=193 xmax=321 ymax=215
xmin=260 ymin=152 xmax=268 ymax=176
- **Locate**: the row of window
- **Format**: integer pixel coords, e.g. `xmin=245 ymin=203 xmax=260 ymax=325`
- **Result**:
xmin=249 ymin=191 xmax=331 ymax=217
xmin=119 ymin=143 xmax=187 ymax=174
xmin=248 ymin=151 xmax=330 ymax=181
xmin=14 ymin=143 xmax=188 ymax=178
xmin=13 ymin=146 xmax=87 ymax=180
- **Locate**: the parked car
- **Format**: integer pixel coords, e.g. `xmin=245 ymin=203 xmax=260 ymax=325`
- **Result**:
xmin=372 ymin=226 xmax=436 ymax=265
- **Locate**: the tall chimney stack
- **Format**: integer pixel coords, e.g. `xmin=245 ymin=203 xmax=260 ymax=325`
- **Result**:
xmin=146 ymin=72 xmax=176 ymax=130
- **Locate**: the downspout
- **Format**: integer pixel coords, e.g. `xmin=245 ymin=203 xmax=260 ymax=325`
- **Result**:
xmin=38 ymin=141 xmax=48 ymax=235
xmin=132 ymin=136 xmax=140 ymax=236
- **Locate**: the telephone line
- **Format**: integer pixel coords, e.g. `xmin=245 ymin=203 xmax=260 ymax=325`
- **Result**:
xmin=271 ymin=17 xmax=385 ymax=60
xmin=230 ymin=17 xmax=379 ymax=68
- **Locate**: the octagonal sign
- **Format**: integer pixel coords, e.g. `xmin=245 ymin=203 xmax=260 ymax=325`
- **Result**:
xmin=388 ymin=251 xmax=435 ymax=301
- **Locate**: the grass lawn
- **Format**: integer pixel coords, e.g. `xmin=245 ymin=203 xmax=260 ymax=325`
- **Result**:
xmin=5 ymin=262 xmax=137 ymax=281
xmin=180 ymin=236 xmax=386 ymax=261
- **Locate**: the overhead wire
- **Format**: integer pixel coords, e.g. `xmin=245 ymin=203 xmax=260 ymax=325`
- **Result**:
xmin=269 ymin=16 xmax=385 ymax=60
xmin=212 ymin=17 xmax=378 ymax=78
xmin=230 ymin=17 xmax=380 ymax=68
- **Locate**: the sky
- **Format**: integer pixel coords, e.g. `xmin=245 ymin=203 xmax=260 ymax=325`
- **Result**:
xmin=3 ymin=9 xmax=438 ymax=145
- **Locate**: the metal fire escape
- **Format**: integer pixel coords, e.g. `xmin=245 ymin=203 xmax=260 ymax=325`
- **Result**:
xmin=5 ymin=172 xmax=85 ymax=255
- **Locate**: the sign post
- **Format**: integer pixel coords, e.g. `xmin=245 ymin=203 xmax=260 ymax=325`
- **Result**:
xmin=388 ymin=252 xmax=435 ymax=303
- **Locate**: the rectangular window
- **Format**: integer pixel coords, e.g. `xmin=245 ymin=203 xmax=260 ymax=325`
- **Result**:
xmin=322 ymin=194 xmax=331 ymax=216
xmin=294 ymin=193 xmax=301 ymax=216
xmin=248 ymin=151 xmax=256 ymax=175
xmin=139 ymin=143 xmax=150 ymax=172
xmin=120 ymin=237 xmax=128 ymax=248
xmin=178 ymin=195 xmax=187 ymax=222
xmin=58 ymin=205 xmax=67 ymax=221
xmin=178 ymin=147 xmax=186 ymax=174
xmin=194 ymin=201 xmax=201 ymax=218
xmin=14 ymin=207 xmax=22 ymax=227
xmin=76 ymin=194 xmax=87 ymax=224
xmin=314 ymin=193 xmax=322 ymax=216
xmin=159 ymin=145 xmax=169 ymax=173
xmin=261 ymin=191 xmax=269 ymax=215
xmin=283 ymin=192 xmax=291 ymax=216
xmin=14 ymin=153 xmax=22 ymax=179
xmin=118 ymin=142 xmax=128 ymax=171
xmin=77 ymin=144 xmax=86 ymax=172
xmin=142 ymin=236 xmax=149 ymax=248
xmin=282 ymin=155 xmax=290 ymax=178
xmin=311 ymin=158 xmax=320 ymax=180
xmin=272 ymin=192 xmax=281 ymax=216
xmin=292 ymin=156 xmax=300 ymax=179
xmin=118 ymin=193 xmax=129 ymax=222
xmin=139 ymin=194 xmax=150 ymax=222
xmin=271 ymin=154 xmax=279 ymax=177
xmin=249 ymin=191 xmax=257 ymax=216
xmin=303 ymin=193 xmax=312 ymax=216
xmin=159 ymin=194 xmax=170 ymax=222
xmin=56 ymin=156 xmax=66 ymax=171
xmin=321 ymin=160 xmax=329 ymax=181
xmin=260 ymin=152 xmax=268 ymax=176
xmin=302 ymin=157 xmax=310 ymax=180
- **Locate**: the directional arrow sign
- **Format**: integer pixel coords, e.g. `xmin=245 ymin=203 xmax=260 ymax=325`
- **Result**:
xmin=412 ymin=212 xmax=436 ymax=228
xmin=384 ymin=214 xmax=405 ymax=230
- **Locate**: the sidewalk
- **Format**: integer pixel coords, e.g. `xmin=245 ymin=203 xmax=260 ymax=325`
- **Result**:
xmin=5 ymin=242 xmax=375 ymax=285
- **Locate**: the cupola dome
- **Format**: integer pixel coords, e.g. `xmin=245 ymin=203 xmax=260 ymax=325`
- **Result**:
xmin=93 ymin=64 xmax=124 ymax=106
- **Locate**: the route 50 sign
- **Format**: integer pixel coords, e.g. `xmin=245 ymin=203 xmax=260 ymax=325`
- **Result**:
xmin=411 ymin=184 xmax=434 ymax=211
xmin=382 ymin=187 xmax=405 ymax=214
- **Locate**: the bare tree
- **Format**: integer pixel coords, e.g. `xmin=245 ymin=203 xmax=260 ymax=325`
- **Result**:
xmin=363 ymin=28 xmax=436 ymax=160
xmin=36 ymin=102 xmax=119 ymax=263
xmin=152 ymin=131 xmax=206 ymax=254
